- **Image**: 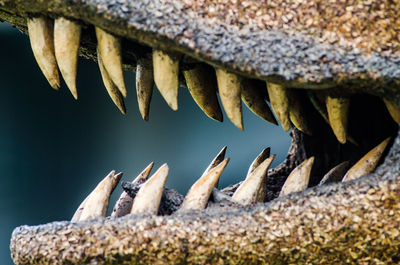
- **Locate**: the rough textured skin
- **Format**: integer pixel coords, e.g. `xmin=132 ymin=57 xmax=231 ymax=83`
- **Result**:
xmin=0 ymin=0 xmax=399 ymax=94
xmin=1 ymin=0 xmax=400 ymax=264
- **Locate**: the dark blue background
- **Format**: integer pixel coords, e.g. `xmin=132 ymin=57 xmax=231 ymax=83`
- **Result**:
xmin=0 ymin=23 xmax=290 ymax=264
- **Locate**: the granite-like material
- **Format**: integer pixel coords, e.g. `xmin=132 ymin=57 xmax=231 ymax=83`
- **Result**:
xmin=0 ymin=0 xmax=399 ymax=94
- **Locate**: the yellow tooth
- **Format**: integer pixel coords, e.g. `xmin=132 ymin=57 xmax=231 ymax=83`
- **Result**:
xmin=111 ymin=162 xmax=154 ymax=218
xmin=232 ymin=155 xmax=275 ymax=205
xmin=136 ymin=57 xmax=154 ymax=121
xmin=203 ymin=146 xmax=227 ymax=188
xmin=180 ymin=158 xmax=229 ymax=210
xmin=130 ymin=164 xmax=169 ymax=215
xmin=326 ymin=96 xmax=349 ymax=144
xmin=289 ymin=91 xmax=312 ymax=135
xmin=54 ymin=17 xmax=81 ymax=99
xmin=95 ymin=27 xmax=126 ymax=97
xmin=27 ymin=17 xmax=60 ymax=90
xmin=184 ymin=64 xmax=223 ymax=122
xmin=78 ymin=171 xmax=122 ymax=221
xmin=342 ymin=137 xmax=390 ymax=182
xmin=98 ymin=49 xmax=126 ymax=114
xmin=216 ymin=69 xmax=243 ymax=130
xmin=279 ymin=157 xmax=314 ymax=196
xmin=241 ymin=80 xmax=277 ymax=125
xmin=383 ymin=99 xmax=400 ymax=124
xmin=318 ymin=161 xmax=350 ymax=186
xmin=246 ymin=147 xmax=271 ymax=203
xmin=153 ymin=50 xmax=179 ymax=110
xmin=266 ymin=82 xmax=291 ymax=131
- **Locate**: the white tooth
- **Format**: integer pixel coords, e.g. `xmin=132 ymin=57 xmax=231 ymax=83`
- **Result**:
xmin=96 ymin=27 xmax=126 ymax=97
xmin=183 ymin=64 xmax=223 ymax=121
xmin=203 ymin=146 xmax=227 ymax=188
xmin=279 ymin=157 xmax=314 ymax=197
xmin=72 ymin=171 xmax=122 ymax=222
xmin=247 ymin=148 xmax=270 ymax=176
xmin=98 ymin=49 xmax=126 ymax=114
xmin=153 ymin=50 xmax=179 ymax=110
xmin=318 ymin=161 xmax=350 ymax=186
xmin=241 ymin=79 xmax=278 ymax=125
xmin=111 ymin=162 xmax=154 ymax=218
xmin=54 ymin=17 xmax=81 ymax=99
xmin=136 ymin=57 xmax=154 ymax=121
xmin=342 ymin=137 xmax=390 ymax=182
xmin=266 ymin=82 xmax=291 ymax=131
xmin=78 ymin=171 xmax=122 ymax=221
xmin=130 ymin=164 xmax=169 ymax=215
xmin=180 ymin=158 xmax=229 ymax=210
xmin=232 ymin=155 xmax=275 ymax=205
xmin=27 ymin=16 xmax=60 ymax=90
xmin=216 ymin=68 xmax=243 ymax=130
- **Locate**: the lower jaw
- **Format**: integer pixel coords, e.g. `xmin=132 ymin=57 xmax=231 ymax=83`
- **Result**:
xmin=10 ymin=100 xmax=400 ymax=264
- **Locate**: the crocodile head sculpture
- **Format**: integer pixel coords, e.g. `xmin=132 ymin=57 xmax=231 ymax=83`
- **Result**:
xmin=2 ymin=0 xmax=400 ymax=264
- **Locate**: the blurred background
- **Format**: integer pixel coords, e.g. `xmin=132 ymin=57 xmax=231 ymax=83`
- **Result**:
xmin=0 ymin=22 xmax=290 ymax=264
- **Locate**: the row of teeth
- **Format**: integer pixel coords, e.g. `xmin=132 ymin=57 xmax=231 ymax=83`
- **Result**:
xmin=27 ymin=16 xmax=400 ymax=143
xmin=71 ymin=137 xmax=390 ymax=222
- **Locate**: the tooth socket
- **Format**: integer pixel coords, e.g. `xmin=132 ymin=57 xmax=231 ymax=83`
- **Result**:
xmin=326 ymin=96 xmax=349 ymax=144
xmin=27 ymin=16 xmax=60 ymax=90
xmin=136 ymin=56 xmax=154 ymax=121
xmin=96 ymin=27 xmax=126 ymax=97
xmin=153 ymin=50 xmax=180 ymax=110
xmin=266 ymin=82 xmax=291 ymax=131
xmin=183 ymin=64 xmax=223 ymax=122
xmin=215 ymin=69 xmax=243 ymax=130
xmin=54 ymin=17 xmax=81 ymax=99
xmin=241 ymin=79 xmax=278 ymax=125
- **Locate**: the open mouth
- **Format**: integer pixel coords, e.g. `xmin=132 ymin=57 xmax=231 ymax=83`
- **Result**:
xmin=3 ymin=0 xmax=400 ymax=264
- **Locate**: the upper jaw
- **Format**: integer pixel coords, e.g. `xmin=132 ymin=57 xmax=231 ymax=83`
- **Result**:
xmin=1 ymin=0 xmax=400 ymax=95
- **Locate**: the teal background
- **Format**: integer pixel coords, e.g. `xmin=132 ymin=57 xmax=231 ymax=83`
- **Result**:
xmin=0 ymin=22 xmax=290 ymax=265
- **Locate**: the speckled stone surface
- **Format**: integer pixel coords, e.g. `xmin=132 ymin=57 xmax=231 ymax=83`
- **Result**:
xmin=10 ymin=130 xmax=400 ymax=264
xmin=0 ymin=0 xmax=399 ymax=94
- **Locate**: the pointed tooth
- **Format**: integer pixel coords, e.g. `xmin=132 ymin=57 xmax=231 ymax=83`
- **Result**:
xmin=241 ymin=79 xmax=278 ymax=125
xmin=232 ymin=155 xmax=275 ymax=205
xmin=216 ymin=69 xmax=243 ymax=130
xmin=78 ymin=170 xmax=120 ymax=221
xmin=136 ymin=57 xmax=154 ymax=121
xmin=98 ymin=49 xmax=126 ymax=114
xmin=152 ymin=50 xmax=179 ymax=110
xmin=247 ymin=147 xmax=270 ymax=176
xmin=183 ymin=64 xmax=223 ymax=121
xmin=27 ymin=17 xmax=60 ymax=90
xmin=204 ymin=146 xmax=227 ymax=175
xmin=279 ymin=157 xmax=314 ymax=197
xmin=130 ymin=164 xmax=169 ymax=215
xmin=342 ymin=137 xmax=390 ymax=182
xmin=246 ymin=147 xmax=271 ymax=203
xmin=326 ymin=96 xmax=349 ymax=144
xmin=54 ymin=18 xmax=81 ymax=99
xmin=383 ymin=99 xmax=400 ymax=124
xmin=112 ymin=163 xmax=154 ymax=218
xmin=289 ymin=92 xmax=312 ymax=135
xmin=318 ymin=161 xmax=350 ymax=186
xmin=266 ymin=82 xmax=291 ymax=131
xmin=95 ymin=27 xmax=126 ymax=97
xmin=180 ymin=158 xmax=229 ymax=210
